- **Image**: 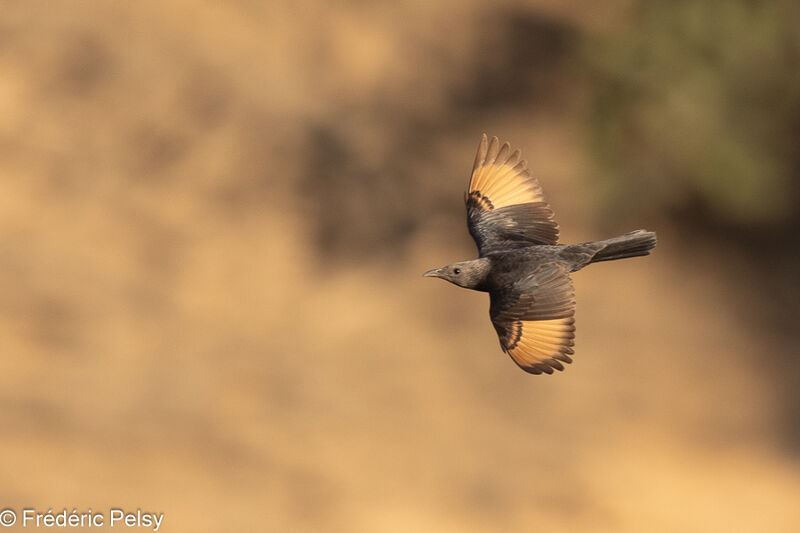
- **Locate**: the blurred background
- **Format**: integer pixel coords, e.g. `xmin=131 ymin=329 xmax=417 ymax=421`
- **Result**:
xmin=2 ymin=1 xmax=800 ymax=531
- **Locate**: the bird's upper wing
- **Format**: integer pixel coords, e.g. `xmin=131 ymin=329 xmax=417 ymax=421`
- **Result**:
xmin=490 ymin=263 xmax=576 ymax=375
xmin=466 ymin=134 xmax=559 ymax=256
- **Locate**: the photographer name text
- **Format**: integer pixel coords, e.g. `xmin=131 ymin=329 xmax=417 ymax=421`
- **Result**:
xmin=0 ymin=508 xmax=163 ymax=530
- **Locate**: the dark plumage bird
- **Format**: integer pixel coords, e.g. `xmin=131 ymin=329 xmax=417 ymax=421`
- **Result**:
xmin=424 ymin=134 xmax=657 ymax=375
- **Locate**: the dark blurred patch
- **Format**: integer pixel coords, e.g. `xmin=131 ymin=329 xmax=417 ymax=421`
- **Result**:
xmin=129 ymin=123 xmax=189 ymax=176
xmin=451 ymin=9 xmax=577 ymax=110
xmin=2 ymin=395 xmax=73 ymax=435
xmin=301 ymin=124 xmax=421 ymax=262
xmin=122 ymin=205 xmax=187 ymax=287
xmin=457 ymin=477 xmax=511 ymax=521
xmin=180 ymin=66 xmax=232 ymax=129
xmin=29 ymin=295 xmax=80 ymax=353
xmin=0 ymin=19 xmax=17 ymax=51
xmin=52 ymin=32 xmax=113 ymax=98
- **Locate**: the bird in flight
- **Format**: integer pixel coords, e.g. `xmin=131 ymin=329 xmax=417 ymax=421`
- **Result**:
xmin=424 ymin=134 xmax=656 ymax=375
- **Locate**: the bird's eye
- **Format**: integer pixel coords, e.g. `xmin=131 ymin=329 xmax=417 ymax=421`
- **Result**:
xmin=453 ymin=268 xmax=461 ymax=275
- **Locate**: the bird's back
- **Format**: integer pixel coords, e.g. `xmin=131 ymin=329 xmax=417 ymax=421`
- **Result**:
xmin=484 ymin=246 xmax=564 ymax=291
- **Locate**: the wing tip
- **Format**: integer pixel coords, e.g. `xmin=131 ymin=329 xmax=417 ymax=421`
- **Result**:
xmin=485 ymin=135 xmax=501 ymax=165
xmin=520 ymin=360 xmax=564 ymax=375
xmin=473 ymin=133 xmax=490 ymax=173
xmin=504 ymin=345 xmax=575 ymax=376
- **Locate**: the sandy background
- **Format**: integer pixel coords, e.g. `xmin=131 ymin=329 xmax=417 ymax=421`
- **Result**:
xmin=1 ymin=1 xmax=799 ymax=531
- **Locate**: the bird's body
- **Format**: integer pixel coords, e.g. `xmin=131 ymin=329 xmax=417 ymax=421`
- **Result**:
xmin=424 ymin=134 xmax=656 ymax=375
xmin=437 ymin=237 xmax=653 ymax=292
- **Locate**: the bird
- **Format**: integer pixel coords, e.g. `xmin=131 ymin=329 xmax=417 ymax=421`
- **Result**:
xmin=424 ymin=134 xmax=656 ymax=375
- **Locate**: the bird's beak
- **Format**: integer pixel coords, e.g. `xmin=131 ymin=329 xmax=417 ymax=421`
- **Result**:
xmin=423 ymin=268 xmax=443 ymax=278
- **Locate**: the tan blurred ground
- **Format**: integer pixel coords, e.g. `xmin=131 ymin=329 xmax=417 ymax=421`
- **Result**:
xmin=1 ymin=1 xmax=799 ymax=532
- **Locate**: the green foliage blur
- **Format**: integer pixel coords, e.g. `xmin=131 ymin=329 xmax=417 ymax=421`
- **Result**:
xmin=584 ymin=1 xmax=800 ymax=226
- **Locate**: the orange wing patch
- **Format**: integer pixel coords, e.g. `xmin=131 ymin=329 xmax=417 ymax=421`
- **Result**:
xmin=469 ymin=134 xmax=545 ymax=211
xmin=505 ymin=317 xmax=575 ymax=375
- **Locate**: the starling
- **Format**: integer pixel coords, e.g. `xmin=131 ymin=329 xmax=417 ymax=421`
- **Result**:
xmin=424 ymin=134 xmax=656 ymax=375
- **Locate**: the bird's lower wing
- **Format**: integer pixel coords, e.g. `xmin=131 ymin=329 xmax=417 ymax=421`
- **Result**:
xmin=466 ymin=134 xmax=559 ymax=256
xmin=490 ymin=264 xmax=576 ymax=375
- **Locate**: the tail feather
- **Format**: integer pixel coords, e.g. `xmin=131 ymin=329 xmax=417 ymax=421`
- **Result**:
xmin=590 ymin=230 xmax=657 ymax=263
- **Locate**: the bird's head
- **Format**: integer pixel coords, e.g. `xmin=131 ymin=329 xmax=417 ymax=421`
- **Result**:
xmin=423 ymin=258 xmax=490 ymax=289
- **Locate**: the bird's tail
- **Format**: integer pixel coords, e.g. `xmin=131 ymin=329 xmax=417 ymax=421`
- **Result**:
xmin=589 ymin=230 xmax=657 ymax=263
